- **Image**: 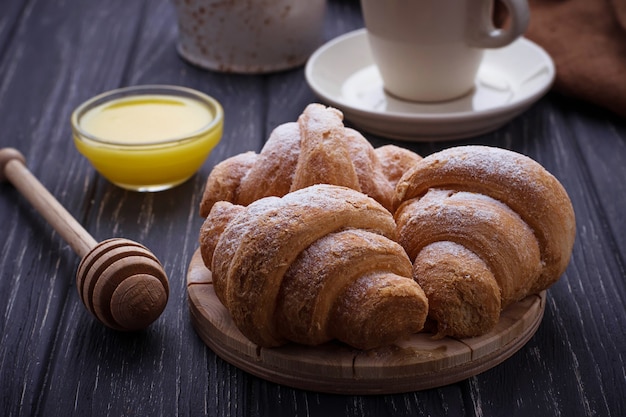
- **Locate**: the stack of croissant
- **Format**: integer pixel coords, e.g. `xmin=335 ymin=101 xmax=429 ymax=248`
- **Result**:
xmin=198 ymin=103 xmax=576 ymax=350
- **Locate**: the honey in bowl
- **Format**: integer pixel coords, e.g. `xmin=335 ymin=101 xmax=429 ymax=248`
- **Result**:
xmin=72 ymin=85 xmax=223 ymax=192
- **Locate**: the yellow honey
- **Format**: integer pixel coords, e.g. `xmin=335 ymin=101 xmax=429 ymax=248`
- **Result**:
xmin=72 ymin=86 xmax=223 ymax=192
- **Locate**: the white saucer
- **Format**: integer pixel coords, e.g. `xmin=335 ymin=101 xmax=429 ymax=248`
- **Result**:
xmin=305 ymin=29 xmax=555 ymax=141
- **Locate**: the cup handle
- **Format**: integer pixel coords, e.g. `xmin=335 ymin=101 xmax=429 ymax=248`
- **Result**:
xmin=468 ymin=0 xmax=530 ymax=48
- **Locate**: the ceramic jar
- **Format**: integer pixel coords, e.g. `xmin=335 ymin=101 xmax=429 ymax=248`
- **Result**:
xmin=174 ymin=0 xmax=327 ymax=73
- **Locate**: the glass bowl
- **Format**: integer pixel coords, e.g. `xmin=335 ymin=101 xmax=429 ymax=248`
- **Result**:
xmin=71 ymin=85 xmax=223 ymax=192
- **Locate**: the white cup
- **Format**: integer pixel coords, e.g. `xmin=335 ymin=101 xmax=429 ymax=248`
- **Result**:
xmin=360 ymin=0 xmax=530 ymax=102
xmin=173 ymin=0 xmax=327 ymax=74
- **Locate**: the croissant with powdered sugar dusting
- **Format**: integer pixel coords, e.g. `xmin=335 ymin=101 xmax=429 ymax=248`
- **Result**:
xmin=394 ymin=146 xmax=576 ymax=339
xmin=199 ymin=184 xmax=429 ymax=350
xmin=199 ymin=103 xmax=422 ymax=216
xmin=197 ymin=101 xmax=576 ymax=345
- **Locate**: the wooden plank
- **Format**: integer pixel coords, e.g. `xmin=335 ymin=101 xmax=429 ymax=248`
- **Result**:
xmin=0 ymin=0 xmax=145 ymax=415
xmin=0 ymin=1 xmax=27 ymax=56
xmin=467 ymin=96 xmax=626 ymax=417
xmin=0 ymin=0 xmax=159 ymax=416
xmin=20 ymin=0 xmax=266 ymax=416
xmin=567 ymin=103 xmax=626 ymax=259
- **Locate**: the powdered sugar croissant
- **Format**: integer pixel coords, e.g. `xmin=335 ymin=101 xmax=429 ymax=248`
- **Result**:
xmin=394 ymin=146 xmax=576 ymax=339
xmin=199 ymin=103 xmax=421 ymax=216
xmin=199 ymin=184 xmax=429 ymax=350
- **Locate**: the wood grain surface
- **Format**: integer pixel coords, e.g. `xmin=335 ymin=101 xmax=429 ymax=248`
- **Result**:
xmin=187 ymin=249 xmax=546 ymax=395
xmin=0 ymin=0 xmax=625 ymax=416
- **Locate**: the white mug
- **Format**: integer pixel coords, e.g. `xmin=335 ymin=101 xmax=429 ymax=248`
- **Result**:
xmin=360 ymin=0 xmax=530 ymax=102
xmin=174 ymin=0 xmax=327 ymax=74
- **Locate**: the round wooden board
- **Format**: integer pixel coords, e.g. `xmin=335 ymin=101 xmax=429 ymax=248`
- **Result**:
xmin=186 ymin=248 xmax=546 ymax=394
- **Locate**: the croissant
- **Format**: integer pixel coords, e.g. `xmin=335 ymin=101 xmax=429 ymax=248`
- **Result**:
xmin=199 ymin=184 xmax=429 ymax=350
xmin=394 ymin=146 xmax=576 ymax=339
xmin=199 ymin=103 xmax=421 ymax=216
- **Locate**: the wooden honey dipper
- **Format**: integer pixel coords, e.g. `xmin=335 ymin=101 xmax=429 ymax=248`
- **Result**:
xmin=0 ymin=148 xmax=169 ymax=331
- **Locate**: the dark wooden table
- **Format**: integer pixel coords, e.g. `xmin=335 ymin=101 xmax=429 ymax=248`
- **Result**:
xmin=1 ymin=0 xmax=624 ymax=416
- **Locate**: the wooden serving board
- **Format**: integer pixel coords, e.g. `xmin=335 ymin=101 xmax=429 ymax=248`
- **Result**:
xmin=186 ymin=249 xmax=545 ymax=394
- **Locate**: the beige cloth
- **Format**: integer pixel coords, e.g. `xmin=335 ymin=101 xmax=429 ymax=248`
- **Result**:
xmin=498 ymin=0 xmax=626 ymax=118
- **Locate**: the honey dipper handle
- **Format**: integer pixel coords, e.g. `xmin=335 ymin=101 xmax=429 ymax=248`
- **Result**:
xmin=0 ymin=148 xmax=98 ymax=257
